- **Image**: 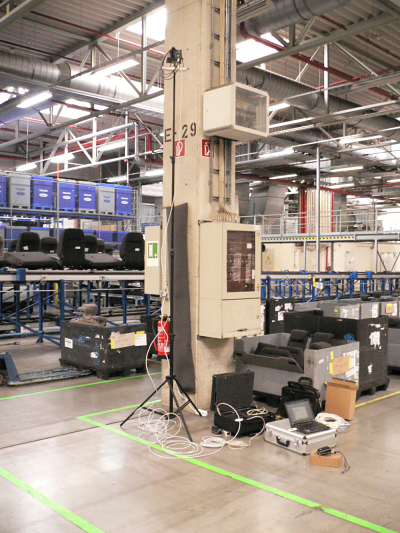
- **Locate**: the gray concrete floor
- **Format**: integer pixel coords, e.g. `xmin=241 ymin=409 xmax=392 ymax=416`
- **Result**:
xmin=0 ymin=340 xmax=399 ymax=533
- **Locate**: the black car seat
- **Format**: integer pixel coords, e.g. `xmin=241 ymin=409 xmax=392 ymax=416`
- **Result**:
xmin=84 ymin=234 xmax=98 ymax=253
xmin=120 ymin=232 xmax=144 ymax=270
xmin=5 ymin=232 xmax=60 ymax=269
xmin=84 ymin=234 xmax=122 ymax=270
xmin=57 ymin=229 xmax=87 ymax=269
xmin=40 ymin=237 xmax=58 ymax=254
xmin=0 ymin=235 xmax=7 ymax=268
xmin=97 ymin=239 xmax=105 ymax=253
xmin=104 ymin=243 xmax=114 ymax=256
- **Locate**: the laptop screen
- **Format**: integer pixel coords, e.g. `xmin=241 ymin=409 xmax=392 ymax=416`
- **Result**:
xmin=285 ymin=399 xmax=314 ymax=425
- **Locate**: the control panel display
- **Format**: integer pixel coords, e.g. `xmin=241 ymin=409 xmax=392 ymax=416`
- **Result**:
xmin=227 ymin=230 xmax=255 ymax=293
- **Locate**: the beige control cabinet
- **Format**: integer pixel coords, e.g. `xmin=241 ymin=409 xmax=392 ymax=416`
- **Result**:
xmin=144 ymin=225 xmax=162 ymax=296
xmin=199 ymin=221 xmax=262 ymax=338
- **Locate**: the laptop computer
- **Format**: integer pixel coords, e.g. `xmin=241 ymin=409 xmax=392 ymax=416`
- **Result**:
xmin=284 ymin=399 xmax=330 ymax=434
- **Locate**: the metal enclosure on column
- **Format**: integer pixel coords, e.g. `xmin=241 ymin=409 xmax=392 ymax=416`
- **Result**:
xmin=163 ymin=0 xmax=238 ymax=408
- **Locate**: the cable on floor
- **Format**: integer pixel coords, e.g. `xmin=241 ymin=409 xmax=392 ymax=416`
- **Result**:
xmin=315 ymin=412 xmax=350 ymax=433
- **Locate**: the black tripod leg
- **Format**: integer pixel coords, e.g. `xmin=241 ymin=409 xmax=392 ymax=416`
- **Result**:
xmin=167 ymin=379 xmax=193 ymax=442
xmin=120 ymin=379 xmax=168 ymax=427
xmin=173 ymin=377 xmax=202 ymax=417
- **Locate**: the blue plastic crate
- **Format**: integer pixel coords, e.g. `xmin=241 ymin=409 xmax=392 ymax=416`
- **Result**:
xmin=77 ymin=181 xmax=96 ymax=212
xmin=32 ymin=176 xmax=53 ymax=210
xmin=113 ymin=231 xmax=127 ymax=251
xmin=99 ymin=230 xmax=114 ymax=243
xmin=55 ymin=179 xmax=76 ymax=212
xmin=5 ymin=226 xmax=27 ymax=247
xmin=115 ymin=185 xmax=132 ymax=216
xmin=0 ymin=176 xmax=7 ymax=207
xmin=28 ymin=226 xmax=50 ymax=239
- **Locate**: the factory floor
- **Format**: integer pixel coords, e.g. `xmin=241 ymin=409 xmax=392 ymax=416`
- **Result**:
xmin=0 ymin=340 xmax=399 ymax=533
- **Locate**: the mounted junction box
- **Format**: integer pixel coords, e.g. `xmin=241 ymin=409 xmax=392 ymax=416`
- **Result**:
xmin=203 ymin=82 xmax=269 ymax=141
xmin=199 ymin=221 xmax=262 ymax=338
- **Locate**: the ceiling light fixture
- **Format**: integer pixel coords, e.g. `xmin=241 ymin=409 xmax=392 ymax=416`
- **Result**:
xmin=92 ymin=58 xmax=139 ymax=78
xmin=16 ymin=162 xmax=37 ymax=172
xmin=145 ymin=168 xmax=164 ymax=177
xmin=269 ymin=102 xmax=290 ymax=112
xmin=17 ymin=90 xmax=52 ymax=109
xmin=328 ymin=182 xmax=355 ymax=189
xmin=107 ymin=176 xmax=128 ymax=183
xmin=269 ymin=173 xmax=297 ymax=180
xmin=50 ymin=153 xmax=75 ymax=164
xmin=259 ymin=148 xmax=294 ymax=160
xmin=127 ymin=7 xmax=167 ymax=40
xmin=387 ymin=178 xmax=400 ymax=183
xmin=331 ymin=166 xmax=363 ymax=172
xmin=98 ymin=140 xmax=126 ymax=152
xmin=339 ymin=134 xmax=382 ymax=144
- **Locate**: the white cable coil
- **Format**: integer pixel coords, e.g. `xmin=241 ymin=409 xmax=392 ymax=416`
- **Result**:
xmin=315 ymin=412 xmax=350 ymax=433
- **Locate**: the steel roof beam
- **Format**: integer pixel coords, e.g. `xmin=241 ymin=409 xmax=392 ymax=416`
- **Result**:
xmin=52 ymin=0 xmax=165 ymax=64
xmin=237 ymin=13 xmax=396 ymax=71
xmin=0 ymin=0 xmax=47 ymax=31
xmin=0 ymin=89 xmax=163 ymax=151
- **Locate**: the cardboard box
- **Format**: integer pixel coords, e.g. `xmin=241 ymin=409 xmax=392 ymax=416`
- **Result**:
xmin=310 ymin=449 xmax=342 ymax=468
xmin=325 ymin=378 xmax=358 ymax=420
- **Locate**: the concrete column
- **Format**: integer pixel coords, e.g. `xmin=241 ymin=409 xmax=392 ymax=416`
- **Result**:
xmin=163 ymin=0 xmax=236 ymax=408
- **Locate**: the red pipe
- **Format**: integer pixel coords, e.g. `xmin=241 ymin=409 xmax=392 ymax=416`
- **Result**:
xmin=239 ymin=24 xmax=397 ymax=101
xmin=146 ymin=133 xmax=153 ymax=163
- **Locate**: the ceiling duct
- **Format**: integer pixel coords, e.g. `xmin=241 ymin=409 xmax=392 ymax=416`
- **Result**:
xmin=0 ymin=50 xmax=145 ymax=126
xmin=237 ymin=67 xmax=400 ymax=143
xmin=249 ymin=184 xmax=286 ymax=218
xmin=238 ymin=0 xmax=353 ymax=42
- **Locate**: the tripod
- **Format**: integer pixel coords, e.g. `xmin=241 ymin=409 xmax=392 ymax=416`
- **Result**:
xmin=120 ymin=49 xmax=202 ymax=441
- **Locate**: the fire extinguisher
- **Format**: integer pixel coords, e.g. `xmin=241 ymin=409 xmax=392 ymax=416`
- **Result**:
xmin=154 ymin=315 xmax=170 ymax=357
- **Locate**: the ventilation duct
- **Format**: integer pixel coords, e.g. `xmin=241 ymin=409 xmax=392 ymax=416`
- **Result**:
xmin=237 ymin=67 xmax=400 ymax=143
xmin=0 ymin=50 xmax=149 ymax=126
xmin=238 ymin=0 xmax=353 ymax=42
xmin=249 ymin=184 xmax=286 ymax=218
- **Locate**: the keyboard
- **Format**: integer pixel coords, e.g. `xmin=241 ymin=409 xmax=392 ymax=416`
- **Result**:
xmin=293 ymin=421 xmax=330 ymax=434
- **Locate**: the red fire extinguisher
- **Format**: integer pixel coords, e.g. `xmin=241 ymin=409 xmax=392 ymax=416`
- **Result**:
xmin=154 ymin=316 xmax=170 ymax=357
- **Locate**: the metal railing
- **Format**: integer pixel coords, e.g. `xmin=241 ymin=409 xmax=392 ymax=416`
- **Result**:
xmin=241 ymin=207 xmax=384 ymax=237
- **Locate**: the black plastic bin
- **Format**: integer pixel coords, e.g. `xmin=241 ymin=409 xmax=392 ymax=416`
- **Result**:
xmin=284 ymin=311 xmax=389 ymax=393
xmin=264 ymin=297 xmax=294 ymax=334
xmin=60 ymin=322 xmax=147 ymax=379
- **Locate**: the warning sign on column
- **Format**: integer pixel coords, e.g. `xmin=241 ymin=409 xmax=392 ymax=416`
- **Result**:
xmin=202 ymin=139 xmax=211 ymax=157
xmin=174 ymin=139 xmax=186 ymax=158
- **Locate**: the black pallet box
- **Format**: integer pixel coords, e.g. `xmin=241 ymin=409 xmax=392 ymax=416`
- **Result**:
xmin=60 ymin=322 xmax=147 ymax=379
xmin=211 ymin=371 xmax=275 ymax=437
xmin=264 ymin=297 xmax=294 ymax=334
xmin=284 ymin=311 xmax=388 ymax=390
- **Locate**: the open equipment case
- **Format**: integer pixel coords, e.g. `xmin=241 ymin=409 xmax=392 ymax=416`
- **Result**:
xmin=264 ymin=418 xmax=337 ymax=455
xmin=210 ymin=371 xmax=275 ymax=437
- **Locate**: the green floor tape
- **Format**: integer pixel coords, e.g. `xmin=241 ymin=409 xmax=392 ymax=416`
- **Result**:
xmin=0 ymin=372 xmax=161 ymax=402
xmin=0 ymin=466 xmax=105 ymax=533
xmin=79 ymin=407 xmax=397 ymax=533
